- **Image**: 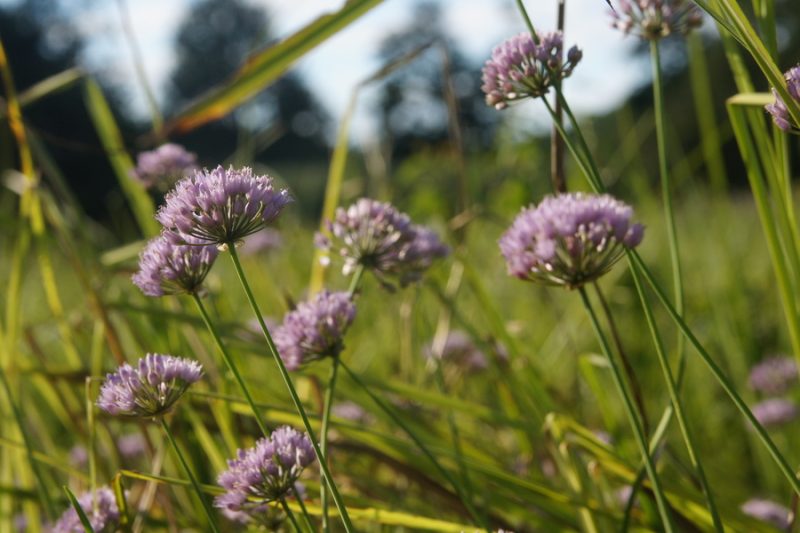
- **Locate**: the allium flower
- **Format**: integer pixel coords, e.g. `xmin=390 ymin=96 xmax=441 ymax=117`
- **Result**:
xmin=69 ymin=445 xmax=88 ymax=467
xmin=132 ymin=233 xmax=218 ymax=297
xmin=741 ymin=499 xmax=791 ymax=530
xmin=751 ymin=398 xmax=798 ymax=428
xmin=240 ymin=228 xmax=283 ymax=256
xmin=131 ymin=143 xmax=198 ymax=190
xmin=319 ymin=198 xmax=449 ymax=287
xmin=424 ymin=330 xmax=488 ymax=372
xmin=156 ymin=165 xmax=292 ymax=246
xmin=765 ymin=66 xmax=800 ymax=132
xmin=216 ymin=426 xmax=316 ymax=516
xmin=118 ymin=433 xmax=147 ymax=459
xmin=748 ymin=356 xmax=798 ymax=395
xmin=274 ymin=291 xmax=356 ymax=370
xmin=610 ymin=0 xmax=703 ymax=40
xmin=481 ymin=31 xmax=582 ymax=109
xmin=499 ymin=193 xmax=644 ymax=288
xmin=97 ymin=354 xmax=203 ymax=417
xmin=332 ymin=401 xmax=373 ymax=424
xmin=52 ymin=486 xmax=119 ymax=533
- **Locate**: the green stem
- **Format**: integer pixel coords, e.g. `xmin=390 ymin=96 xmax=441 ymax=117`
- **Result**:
xmin=191 ymin=292 xmax=268 ymax=437
xmin=281 ymin=497 xmax=302 ymax=533
xmin=620 ymin=268 xmax=725 ymax=532
xmin=555 ymin=92 xmax=606 ymax=192
xmin=291 ymin=484 xmax=315 ymax=532
xmin=541 ymin=98 xmax=603 ymax=193
xmin=227 ymin=244 xmax=355 ymax=532
xmin=577 ymin=288 xmax=674 ymax=532
xmin=85 ymin=378 xmax=98 ymax=514
xmin=629 ymin=250 xmax=800 ymax=496
xmin=319 ymin=357 xmax=340 ymax=533
xmin=158 ymin=418 xmax=220 ymax=532
xmin=514 ymin=0 xmax=539 ymax=41
xmin=340 ymin=360 xmax=489 ymax=530
xmin=650 ymin=40 xmax=687 ymax=375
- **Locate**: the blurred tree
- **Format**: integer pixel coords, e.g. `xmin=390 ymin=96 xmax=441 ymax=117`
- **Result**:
xmin=0 ymin=0 xmax=133 ymax=224
xmin=374 ymin=2 xmax=499 ymax=162
xmin=166 ymin=0 xmax=330 ymax=167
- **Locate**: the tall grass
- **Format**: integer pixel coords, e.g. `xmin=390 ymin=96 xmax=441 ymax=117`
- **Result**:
xmin=1 ymin=0 xmax=799 ymax=531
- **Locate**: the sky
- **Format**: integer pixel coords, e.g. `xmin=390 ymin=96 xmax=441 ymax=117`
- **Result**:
xmin=56 ymin=0 xmax=651 ymax=138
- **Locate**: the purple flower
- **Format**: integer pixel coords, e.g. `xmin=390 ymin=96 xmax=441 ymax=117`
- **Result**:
xmin=610 ymin=0 xmax=703 ymax=40
xmin=332 ymin=401 xmax=373 ymax=424
xmin=319 ymin=198 xmax=449 ymax=287
xmin=499 ymin=193 xmax=644 ymax=288
xmin=131 ymin=143 xmax=198 ymax=190
xmin=97 ymin=353 xmax=203 ymax=417
xmin=274 ymin=291 xmax=356 ymax=370
xmin=52 ymin=486 xmax=119 ymax=533
xmin=751 ymin=398 xmax=798 ymax=428
xmin=765 ymin=66 xmax=800 ymax=132
xmin=748 ymin=356 xmax=798 ymax=395
xmin=240 ymin=228 xmax=283 ymax=256
xmin=156 ymin=165 xmax=292 ymax=246
xmin=481 ymin=31 xmax=582 ymax=110
xmin=424 ymin=330 xmax=488 ymax=373
xmin=132 ymin=233 xmax=218 ymax=297
xmin=117 ymin=433 xmax=147 ymax=459
xmin=741 ymin=498 xmax=791 ymax=530
xmin=69 ymin=445 xmax=88 ymax=467
xmin=216 ymin=426 xmax=316 ymax=516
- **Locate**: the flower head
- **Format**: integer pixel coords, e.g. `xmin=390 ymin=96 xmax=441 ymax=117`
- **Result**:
xmin=741 ymin=499 xmax=791 ymax=530
xmin=132 ymin=233 xmax=218 ymax=297
xmin=320 ymin=198 xmax=449 ymax=287
xmin=118 ymin=433 xmax=147 ymax=459
xmin=97 ymin=354 xmax=202 ymax=417
xmin=216 ymin=426 xmax=315 ymax=515
xmin=751 ymin=398 xmax=798 ymax=428
xmin=424 ymin=330 xmax=488 ymax=373
xmin=52 ymin=487 xmax=119 ymax=533
xmin=610 ymin=0 xmax=703 ymax=40
xmin=131 ymin=143 xmax=198 ymax=190
xmin=156 ymin=165 xmax=292 ymax=246
xmin=482 ymin=31 xmax=582 ymax=109
xmin=499 ymin=193 xmax=644 ymax=288
xmin=765 ymin=66 xmax=800 ymax=132
xmin=274 ymin=291 xmax=356 ymax=370
xmin=748 ymin=356 xmax=798 ymax=395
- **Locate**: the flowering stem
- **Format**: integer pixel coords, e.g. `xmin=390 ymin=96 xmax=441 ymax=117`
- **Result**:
xmin=191 ymin=292 xmax=269 ymax=437
xmin=280 ymin=497 xmax=302 ymax=533
xmin=577 ymin=288 xmax=674 ymax=532
xmin=592 ymin=284 xmax=649 ymax=435
xmin=629 ymin=250 xmax=800 ymax=496
xmin=227 ymin=244 xmax=355 ymax=533
xmin=628 ymin=261 xmax=724 ymax=531
xmin=291 ymin=486 xmax=315 ymax=532
xmin=339 ymin=360 xmax=489 ymax=530
xmin=320 ymin=264 xmax=364 ymax=531
xmin=158 ymin=417 xmax=220 ymax=532
xmin=514 ymin=0 xmax=539 ymax=42
xmin=650 ymin=39 xmax=686 ymax=377
xmin=319 ymin=358 xmax=340 ymax=533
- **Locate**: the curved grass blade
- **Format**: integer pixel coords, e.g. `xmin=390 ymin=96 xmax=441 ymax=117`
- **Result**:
xmin=63 ymin=486 xmax=95 ymax=533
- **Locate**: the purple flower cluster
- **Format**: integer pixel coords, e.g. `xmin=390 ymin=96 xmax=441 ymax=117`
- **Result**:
xmin=751 ymin=398 xmax=798 ymax=428
xmin=765 ymin=66 xmax=800 ymax=132
xmin=481 ymin=31 xmax=582 ymax=109
xmin=52 ymin=487 xmax=119 ymax=533
xmin=156 ymin=165 xmax=292 ymax=246
xmin=215 ymin=426 xmax=315 ymax=516
xmin=274 ymin=291 xmax=357 ymax=370
xmin=499 ymin=193 xmax=644 ymax=288
xmin=741 ymin=498 xmax=791 ymax=530
xmin=424 ymin=330 xmax=488 ymax=373
xmin=748 ymin=356 xmax=798 ymax=395
xmin=132 ymin=234 xmax=218 ymax=297
xmin=610 ymin=0 xmax=703 ymax=40
xmin=97 ymin=354 xmax=203 ymax=417
xmin=131 ymin=143 xmax=198 ymax=190
xmin=319 ymin=198 xmax=449 ymax=287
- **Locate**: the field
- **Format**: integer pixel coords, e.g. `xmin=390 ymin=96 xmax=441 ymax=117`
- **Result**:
xmin=2 ymin=0 xmax=800 ymax=531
